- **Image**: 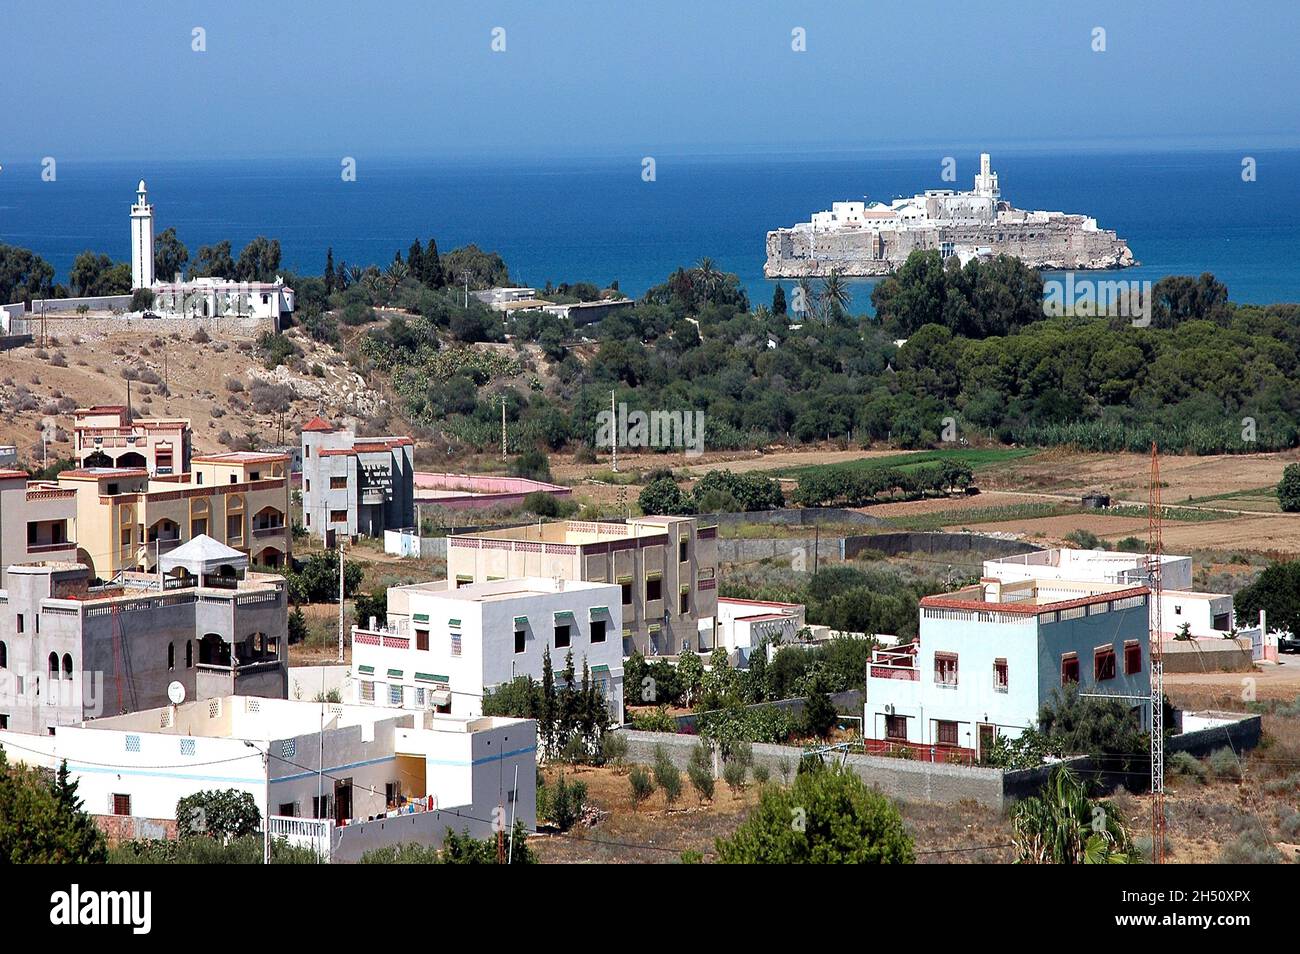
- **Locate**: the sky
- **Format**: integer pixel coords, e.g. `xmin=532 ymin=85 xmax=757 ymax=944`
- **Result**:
xmin=2 ymin=0 xmax=1297 ymax=161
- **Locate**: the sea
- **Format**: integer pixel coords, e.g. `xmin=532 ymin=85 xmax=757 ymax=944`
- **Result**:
xmin=1 ymin=147 xmax=1298 ymax=310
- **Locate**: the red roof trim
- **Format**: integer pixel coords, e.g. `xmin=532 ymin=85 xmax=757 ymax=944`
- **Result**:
xmin=921 ymin=585 xmax=1149 ymax=616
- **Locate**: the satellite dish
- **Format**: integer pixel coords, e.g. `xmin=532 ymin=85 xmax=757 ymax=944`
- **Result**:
xmin=167 ymin=681 xmax=186 ymax=705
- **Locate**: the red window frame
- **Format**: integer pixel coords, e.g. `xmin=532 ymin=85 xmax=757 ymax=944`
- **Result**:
xmin=1124 ymin=640 xmax=1142 ymax=675
xmin=1061 ymin=653 xmax=1080 ymax=684
xmin=934 ymin=652 xmax=959 ymax=687
xmin=1094 ymin=646 xmax=1117 ymax=681
xmin=936 ymin=720 xmax=959 ymax=746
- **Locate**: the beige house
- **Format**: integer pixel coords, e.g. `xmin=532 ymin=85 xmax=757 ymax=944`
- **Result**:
xmin=57 ymin=451 xmax=291 ymax=580
xmin=0 ymin=470 xmax=79 ymax=584
xmin=446 ymin=516 xmax=718 ymax=656
xmin=73 ymin=405 xmax=191 ymax=476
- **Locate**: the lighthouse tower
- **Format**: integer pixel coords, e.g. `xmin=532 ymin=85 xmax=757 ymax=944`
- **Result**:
xmin=130 ymin=179 xmax=155 ymax=290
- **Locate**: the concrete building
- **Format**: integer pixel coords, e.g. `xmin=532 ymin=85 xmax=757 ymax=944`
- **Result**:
xmin=447 ymin=516 xmax=718 ymax=656
xmin=0 ymin=695 xmax=535 ymax=861
xmin=865 ymin=578 xmax=1150 ymax=760
xmin=73 ymin=405 xmax=192 ymax=475
xmin=58 ymin=451 xmax=291 ymax=580
xmin=708 ymin=596 xmax=806 ymax=665
xmin=300 ymin=416 xmax=415 ymax=544
xmin=351 ymin=577 xmax=624 ymax=720
xmin=151 ymin=276 xmax=296 ymax=326
xmin=983 ymin=547 xmax=1254 ymax=641
xmin=0 ymin=544 xmax=288 ymax=735
xmin=0 ymin=471 xmax=78 ymax=584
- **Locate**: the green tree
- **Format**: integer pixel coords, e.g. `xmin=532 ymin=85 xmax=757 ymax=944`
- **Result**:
xmin=0 ymin=753 xmax=107 ymax=863
xmin=176 ymin=789 xmax=262 ymax=841
xmin=1235 ymin=561 xmax=1300 ymax=635
xmin=1011 ymin=765 xmax=1136 ymax=864
xmin=772 ymin=284 xmax=787 ymax=316
xmin=715 ymin=760 xmax=914 ymax=863
xmin=154 ymin=227 xmax=189 ymax=281
xmin=235 ymin=236 xmax=283 ymax=283
xmin=1278 ymin=463 xmax=1300 ymax=512
xmin=0 ymin=243 xmax=56 ymax=303
xmin=638 ymin=476 xmax=695 ymax=516
xmin=192 ymin=240 xmax=235 ymax=279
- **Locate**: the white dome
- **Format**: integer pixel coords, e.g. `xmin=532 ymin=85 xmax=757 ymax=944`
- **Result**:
xmin=137 ymin=178 xmax=147 ymax=193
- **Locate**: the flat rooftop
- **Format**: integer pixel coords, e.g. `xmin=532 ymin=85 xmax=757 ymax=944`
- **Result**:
xmin=392 ymin=576 xmax=614 ymax=605
xmin=456 ymin=517 xmax=689 ymax=546
xmin=922 ymin=578 xmax=1148 ymax=615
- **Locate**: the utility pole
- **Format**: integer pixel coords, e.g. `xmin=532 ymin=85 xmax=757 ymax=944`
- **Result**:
xmin=609 ymin=390 xmax=618 ymax=472
xmin=501 ymin=397 xmax=507 ymax=462
xmin=337 ymin=540 xmax=346 ymax=663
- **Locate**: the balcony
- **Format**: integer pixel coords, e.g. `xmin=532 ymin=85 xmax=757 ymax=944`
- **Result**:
xmin=27 ymin=540 xmax=76 ymax=555
xmin=353 ymin=628 xmax=409 ymax=650
xmin=869 ymin=647 xmax=919 ymax=681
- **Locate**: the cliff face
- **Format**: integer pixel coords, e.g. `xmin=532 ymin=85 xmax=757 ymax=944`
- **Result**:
xmin=765 ymin=220 xmax=1135 ymax=278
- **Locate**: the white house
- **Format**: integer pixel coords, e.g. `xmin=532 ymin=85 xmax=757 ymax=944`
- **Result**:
xmin=706 ymin=596 xmax=806 ymax=665
xmin=351 ymin=577 xmax=625 ymax=720
xmin=865 ymin=578 xmax=1150 ymax=760
xmin=0 ymin=695 xmax=535 ymax=862
xmin=984 ymin=547 xmax=1258 ymax=641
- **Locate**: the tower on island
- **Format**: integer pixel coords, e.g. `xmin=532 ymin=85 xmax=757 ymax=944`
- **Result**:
xmin=130 ymin=178 xmax=155 ymax=290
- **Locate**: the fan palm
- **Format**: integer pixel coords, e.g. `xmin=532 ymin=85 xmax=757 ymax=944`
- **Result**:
xmin=1011 ymin=764 xmax=1136 ymax=863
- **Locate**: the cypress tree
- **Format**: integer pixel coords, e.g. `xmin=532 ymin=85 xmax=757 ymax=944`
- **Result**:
xmin=423 ymin=237 xmax=444 ymax=288
xmin=407 ymin=239 xmax=424 ymax=281
xmin=324 ymin=247 xmax=336 ymax=293
xmin=772 ymin=284 xmax=787 ymax=316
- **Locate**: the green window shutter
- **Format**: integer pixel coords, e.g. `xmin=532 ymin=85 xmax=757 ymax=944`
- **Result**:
xmin=358 ymin=665 xmax=374 ymax=675
xmin=387 ymin=668 xmax=403 ymax=679
xmin=413 ymin=613 xmax=429 ymax=623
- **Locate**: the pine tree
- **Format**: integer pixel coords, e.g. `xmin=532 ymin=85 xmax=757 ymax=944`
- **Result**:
xmin=408 ymin=239 xmax=424 ymax=282
xmin=540 ymin=648 xmax=557 ymax=758
xmin=423 ymin=238 xmax=444 ymax=288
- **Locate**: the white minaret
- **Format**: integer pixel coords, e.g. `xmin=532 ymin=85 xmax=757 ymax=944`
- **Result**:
xmin=130 ymin=178 xmax=155 ymax=290
xmin=973 ymin=153 xmax=999 ymax=199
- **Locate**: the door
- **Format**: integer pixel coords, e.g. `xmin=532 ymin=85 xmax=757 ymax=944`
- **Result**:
xmin=978 ymin=723 xmax=996 ymax=759
xmin=333 ymin=778 xmax=352 ymax=825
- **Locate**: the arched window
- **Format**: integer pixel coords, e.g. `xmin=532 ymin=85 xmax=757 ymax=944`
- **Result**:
xmin=48 ymin=652 xmax=59 ymax=679
xmin=0 ymin=641 xmax=7 ymax=669
xmin=62 ymin=654 xmax=73 ymax=680
xmin=167 ymin=642 xmax=175 ymax=671
xmin=185 ymin=640 xmax=193 ymax=668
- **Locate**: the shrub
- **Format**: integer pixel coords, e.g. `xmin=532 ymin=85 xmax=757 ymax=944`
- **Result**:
xmin=1168 ymin=751 xmax=1208 ymax=784
xmin=600 ymin=732 xmax=628 ymax=770
xmin=723 ymin=759 xmax=748 ymax=795
xmin=628 ymin=765 xmax=655 ymax=810
xmin=1206 ymin=747 xmax=1242 ymax=781
xmin=1216 ymin=829 xmax=1281 ymax=864
xmin=752 ymin=763 xmax=771 ymax=784
xmin=547 ymin=774 xmax=587 ymax=832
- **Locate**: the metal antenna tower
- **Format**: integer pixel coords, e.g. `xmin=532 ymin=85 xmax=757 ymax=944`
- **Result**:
xmin=1145 ymin=441 xmax=1166 ymax=863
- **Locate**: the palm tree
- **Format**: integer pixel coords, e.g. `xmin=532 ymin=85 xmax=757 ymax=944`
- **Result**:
xmin=1011 ymin=764 xmax=1137 ymax=863
xmin=386 ymin=259 xmax=410 ymax=292
xmin=821 ymin=269 xmax=850 ymax=323
xmin=694 ymin=257 xmax=722 ymax=296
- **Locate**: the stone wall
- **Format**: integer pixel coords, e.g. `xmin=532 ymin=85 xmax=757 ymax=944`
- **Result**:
xmin=1161 ymin=638 xmax=1254 ymax=673
xmin=843 ymin=531 xmax=1042 ymax=560
xmin=5 ymin=312 xmax=273 ymax=339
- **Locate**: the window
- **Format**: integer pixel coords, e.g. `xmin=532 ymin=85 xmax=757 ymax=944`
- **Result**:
xmin=229 ymin=475 xmax=237 ymax=484
xmin=591 ymin=620 xmax=606 ymax=643
xmin=167 ymin=642 xmax=175 ymax=671
xmin=360 ymin=681 xmax=374 ymax=703
xmin=227 ymin=514 xmax=243 ymax=540
xmin=555 ymin=624 xmax=571 ymax=649
xmin=278 ymin=803 xmax=297 ymax=817
xmin=1094 ymin=646 xmax=1117 ymax=681
xmin=679 ymin=538 xmax=688 ymax=563
xmin=1061 ymin=653 xmax=1080 ymax=684
xmin=621 ymin=581 xmax=633 ymax=606
xmin=48 ymin=652 xmax=58 ymax=679
xmin=330 ymin=510 xmax=347 ymax=524
xmin=305 ymin=479 xmax=310 ymax=491
xmin=186 ymin=641 xmax=193 ymax=668
xmin=646 ymin=576 xmax=662 ymax=602
xmin=934 ymin=652 xmax=958 ymax=686
xmin=415 ymin=628 xmax=429 ymax=651
xmin=196 ymin=473 xmax=203 ymax=485
xmin=27 ymin=522 xmax=36 ymax=544
xmin=515 ymin=629 xmax=526 ymax=654
xmin=886 ymin=715 xmax=907 ymax=741
xmin=112 ymin=794 xmax=131 ymax=816
xmin=191 ymin=518 xmax=208 ymax=537
xmin=450 ymin=632 xmax=462 ymax=657
xmin=1124 ymin=641 xmax=1142 ymax=675
xmin=14 ymin=615 xmax=21 ymax=634
xmin=679 ymin=589 xmax=689 ymax=614
xmin=936 ymin=720 xmax=959 ymax=746
xmin=305 ymin=513 xmax=310 ymax=526
xmin=994 ymin=658 xmax=1008 ymax=691
xmin=389 ymin=683 xmax=403 ymax=706
xmin=0 ymin=641 xmax=6 ymax=668
xmin=330 ymin=476 xmax=347 ymax=489
xmin=0 ymin=715 xmax=7 ymax=730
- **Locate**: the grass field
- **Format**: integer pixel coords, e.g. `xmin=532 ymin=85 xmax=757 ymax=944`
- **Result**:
xmin=768 ymin=447 xmax=1039 ymax=479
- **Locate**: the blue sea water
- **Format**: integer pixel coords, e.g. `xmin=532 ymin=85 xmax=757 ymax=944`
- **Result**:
xmin=1 ymin=148 xmax=1297 ymax=308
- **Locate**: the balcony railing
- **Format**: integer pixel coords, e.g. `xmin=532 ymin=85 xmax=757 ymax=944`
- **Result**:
xmin=353 ymin=630 xmax=409 ymax=650
xmin=27 ymin=540 xmax=76 ymax=554
xmin=869 ymin=647 xmax=919 ymax=681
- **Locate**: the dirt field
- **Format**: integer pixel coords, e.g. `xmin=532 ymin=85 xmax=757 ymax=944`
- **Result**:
xmin=0 ymin=324 xmax=392 ymax=463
